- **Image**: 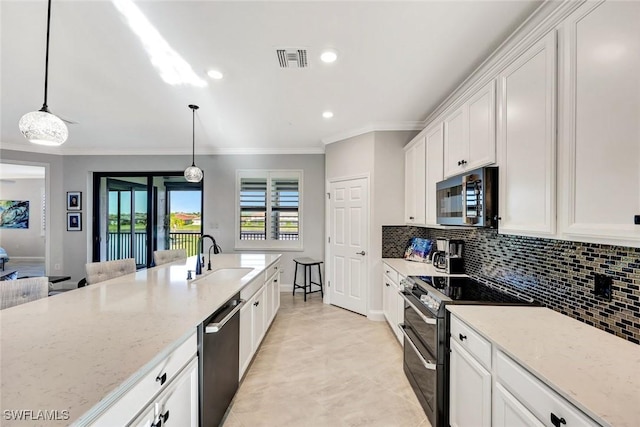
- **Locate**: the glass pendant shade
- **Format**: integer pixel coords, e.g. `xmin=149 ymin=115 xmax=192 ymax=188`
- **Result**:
xmin=184 ymin=104 xmax=202 ymax=183
xmin=184 ymin=165 xmax=203 ymax=183
xmin=19 ymin=109 xmax=68 ymax=146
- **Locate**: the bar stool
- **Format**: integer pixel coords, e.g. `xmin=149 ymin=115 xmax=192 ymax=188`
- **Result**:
xmin=293 ymin=258 xmax=323 ymax=301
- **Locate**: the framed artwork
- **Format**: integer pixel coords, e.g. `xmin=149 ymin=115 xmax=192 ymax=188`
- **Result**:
xmin=0 ymin=200 xmax=29 ymax=229
xmin=67 ymin=212 xmax=82 ymax=231
xmin=67 ymin=191 xmax=81 ymax=211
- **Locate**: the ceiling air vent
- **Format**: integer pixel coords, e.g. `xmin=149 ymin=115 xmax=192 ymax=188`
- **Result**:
xmin=276 ymin=48 xmax=308 ymax=68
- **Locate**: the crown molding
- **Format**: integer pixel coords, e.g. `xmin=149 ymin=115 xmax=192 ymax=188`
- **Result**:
xmin=1 ymin=143 xmax=325 ymax=156
xmin=322 ymin=121 xmax=425 ymax=145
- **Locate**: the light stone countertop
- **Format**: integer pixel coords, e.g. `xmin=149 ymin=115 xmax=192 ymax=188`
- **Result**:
xmin=447 ymin=305 xmax=640 ymax=427
xmin=0 ymin=253 xmax=281 ymax=426
xmin=382 ymin=258 xmax=467 ymax=278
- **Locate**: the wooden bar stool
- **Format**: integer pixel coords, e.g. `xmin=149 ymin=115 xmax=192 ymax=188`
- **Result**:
xmin=292 ymin=258 xmax=323 ymax=301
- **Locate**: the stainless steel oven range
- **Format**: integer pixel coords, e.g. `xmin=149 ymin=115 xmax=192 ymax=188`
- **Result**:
xmin=398 ymin=275 xmax=538 ymax=427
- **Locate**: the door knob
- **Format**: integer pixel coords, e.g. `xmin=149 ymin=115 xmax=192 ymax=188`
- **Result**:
xmin=356 ymin=251 xmax=366 ymax=256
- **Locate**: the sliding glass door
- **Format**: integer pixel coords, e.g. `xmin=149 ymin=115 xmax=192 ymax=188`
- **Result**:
xmin=93 ymin=172 xmax=202 ymax=268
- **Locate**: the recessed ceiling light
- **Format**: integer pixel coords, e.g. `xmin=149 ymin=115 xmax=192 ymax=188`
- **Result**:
xmin=323 ymin=111 xmax=334 ymax=119
xmin=207 ymin=69 xmax=224 ymax=80
xmin=320 ymin=50 xmax=338 ymax=63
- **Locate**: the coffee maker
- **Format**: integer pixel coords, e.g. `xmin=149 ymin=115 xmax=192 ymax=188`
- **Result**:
xmin=432 ymin=239 xmax=465 ymax=274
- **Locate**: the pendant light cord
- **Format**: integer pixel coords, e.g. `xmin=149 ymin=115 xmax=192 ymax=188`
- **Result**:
xmin=191 ymin=107 xmax=196 ymax=166
xmin=189 ymin=104 xmax=199 ymax=166
xmin=41 ymin=0 xmax=52 ymax=112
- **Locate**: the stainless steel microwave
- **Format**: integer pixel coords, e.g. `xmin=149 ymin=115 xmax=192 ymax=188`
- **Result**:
xmin=436 ymin=167 xmax=498 ymax=227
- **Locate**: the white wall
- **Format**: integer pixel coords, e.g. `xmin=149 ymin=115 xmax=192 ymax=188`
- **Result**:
xmin=46 ymin=153 xmax=325 ymax=284
xmin=0 ymin=151 xmax=64 ymax=275
xmin=0 ymin=178 xmax=46 ymax=258
xmin=325 ymin=130 xmax=413 ymax=318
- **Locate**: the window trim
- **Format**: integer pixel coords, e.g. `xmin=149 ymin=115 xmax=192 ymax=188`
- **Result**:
xmin=235 ymin=169 xmax=303 ymax=251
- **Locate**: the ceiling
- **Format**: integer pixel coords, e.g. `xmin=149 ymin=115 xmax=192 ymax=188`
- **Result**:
xmin=0 ymin=0 xmax=542 ymax=156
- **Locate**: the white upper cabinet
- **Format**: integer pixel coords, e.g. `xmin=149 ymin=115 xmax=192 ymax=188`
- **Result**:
xmin=497 ymin=31 xmax=557 ymax=237
xmin=404 ymin=135 xmax=426 ymax=225
xmin=559 ymin=0 xmax=640 ymax=246
xmin=444 ymin=80 xmax=496 ymax=178
xmin=425 ymin=122 xmax=444 ymax=226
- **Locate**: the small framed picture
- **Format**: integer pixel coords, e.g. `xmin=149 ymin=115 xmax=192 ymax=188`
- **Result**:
xmin=67 ymin=212 xmax=82 ymax=231
xmin=67 ymin=191 xmax=81 ymax=211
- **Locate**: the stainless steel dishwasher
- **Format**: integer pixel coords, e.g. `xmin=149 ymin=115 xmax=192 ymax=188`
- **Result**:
xmin=198 ymin=293 xmax=244 ymax=426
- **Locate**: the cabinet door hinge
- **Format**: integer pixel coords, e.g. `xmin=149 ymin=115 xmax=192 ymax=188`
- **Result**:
xmin=328 ymin=280 xmax=330 ymax=287
xmin=327 ymin=192 xmax=331 ymax=199
xmin=328 ymin=236 xmax=331 ymax=243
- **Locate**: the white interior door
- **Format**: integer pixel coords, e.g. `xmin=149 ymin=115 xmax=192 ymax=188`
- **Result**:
xmin=329 ymin=177 xmax=369 ymax=315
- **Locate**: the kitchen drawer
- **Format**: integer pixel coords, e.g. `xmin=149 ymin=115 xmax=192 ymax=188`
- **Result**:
xmin=90 ymin=332 xmax=197 ymax=426
xmin=496 ymin=351 xmax=599 ymax=427
xmin=240 ymin=276 xmax=264 ymax=300
xmin=383 ymin=263 xmax=399 ymax=285
xmin=264 ymin=259 xmax=281 ymax=282
xmin=449 ymin=314 xmax=491 ymax=369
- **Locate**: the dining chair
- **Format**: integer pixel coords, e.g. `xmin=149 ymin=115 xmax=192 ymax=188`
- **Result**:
xmin=85 ymin=258 xmax=136 ymax=285
xmin=153 ymin=249 xmax=187 ymax=266
xmin=0 ymin=276 xmax=49 ymax=310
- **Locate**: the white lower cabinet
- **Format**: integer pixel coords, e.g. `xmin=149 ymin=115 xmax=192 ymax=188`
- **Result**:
xmin=449 ymin=313 xmax=599 ymax=427
xmin=449 ymin=339 xmax=491 ymax=427
xmin=238 ymin=295 xmax=254 ymax=379
xmin=382 ymin=263 xmax=404 ymax=344
xmin=89 ymin=333 xmax=198 ymax=426
xmin=251 ymin=286 xmax=266 ymax=350
xmin=132 ymin=358 xmax=199 ymax=427
xmin=495 ymin=351 xmax=598 ymax=426
xmin=239 ymin=260 xmax=280 ymax=380
xmin=493 ymin=382 xmax=544 ymax=427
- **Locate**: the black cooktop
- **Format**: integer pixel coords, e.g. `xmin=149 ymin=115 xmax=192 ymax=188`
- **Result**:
xmin=415 ymin=276 xmax=535 ymax=304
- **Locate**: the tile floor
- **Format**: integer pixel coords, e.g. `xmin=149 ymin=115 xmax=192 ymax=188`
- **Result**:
xmin=224 ymin=293 xmax=430 ymax=427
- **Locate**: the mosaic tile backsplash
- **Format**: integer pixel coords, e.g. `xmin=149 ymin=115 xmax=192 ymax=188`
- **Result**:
xmin=382 ymin=226 xmax=640 ymax=344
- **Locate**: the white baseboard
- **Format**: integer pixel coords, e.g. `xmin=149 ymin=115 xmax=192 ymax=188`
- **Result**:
xmin=368 ymin=310 xmax=385 ymax=322
xmin=8 ymin=256 xmax=45 ymax=261
xmin=279 ymin=283 xmax=293 ymax=293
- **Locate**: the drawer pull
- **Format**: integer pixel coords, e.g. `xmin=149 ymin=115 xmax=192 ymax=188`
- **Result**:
xmin=550 ymin=413 xmax=566 ymax=427
xmin=155 ymin=372 xmax=167 ymax=386
xmin=459 ymin=333 xmax=467 ymax=341
xmin=385 ymin=283 xmax=390 ymax=287
xmin=254 ymin=301 xmax=259 ymax=307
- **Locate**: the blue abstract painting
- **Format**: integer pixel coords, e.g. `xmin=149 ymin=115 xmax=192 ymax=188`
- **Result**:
xmin=0 ymin=200 xmax=29 ymax=229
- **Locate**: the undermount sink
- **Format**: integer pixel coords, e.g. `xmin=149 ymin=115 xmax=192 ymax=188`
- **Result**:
xmin=203 ymin=267 xmax=253 ymax=282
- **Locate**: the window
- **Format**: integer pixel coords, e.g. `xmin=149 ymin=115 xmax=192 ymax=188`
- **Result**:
xmin=236 ymin=170 xmax=302 ymax=250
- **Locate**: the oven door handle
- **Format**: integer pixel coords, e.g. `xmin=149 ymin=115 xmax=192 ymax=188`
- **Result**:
xmin=398 ymin=323 xmax=437 ymax=371
xmin=398 ymin=291 xmax=436 ymax=325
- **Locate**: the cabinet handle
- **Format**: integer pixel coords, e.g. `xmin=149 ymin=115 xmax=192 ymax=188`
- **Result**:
xmin=459 ymin=333 xmax=467 ymax=341
xmin=155 ymin=372 xmax=167 ymax=386
xmin=385 ymin=283 xmax=390 ymax=287
xmin=274 ymin=279 xmax=278 ymax=283
xmin=550 ymin=413 xmax=566 ymax=427
xmin=409 ymin=216 xmax=415 ymax=220
xmin=254 ymin=301 xmax=259 ymax=307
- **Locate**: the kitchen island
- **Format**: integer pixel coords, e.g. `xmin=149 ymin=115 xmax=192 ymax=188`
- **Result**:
xmin=0 ymin=253 xmax=281 ymax=426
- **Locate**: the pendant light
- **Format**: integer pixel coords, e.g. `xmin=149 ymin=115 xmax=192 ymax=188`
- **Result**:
xmin=184 ymin=104 xmax=203 ymax=183
xmin=19 ymin=0 xmax=68 ymax=146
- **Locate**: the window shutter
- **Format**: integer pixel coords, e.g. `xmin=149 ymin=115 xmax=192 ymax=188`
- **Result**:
xmin=270 ymin=178 xmax=299 ymax=240
xmin=239 ymin=178 xmax=267 ymax=240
